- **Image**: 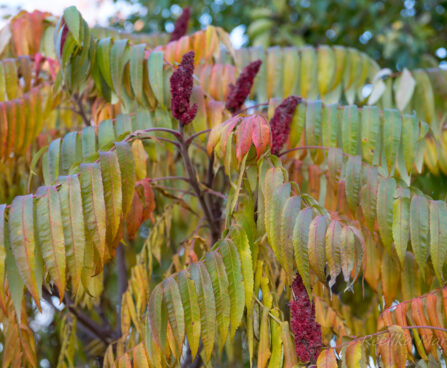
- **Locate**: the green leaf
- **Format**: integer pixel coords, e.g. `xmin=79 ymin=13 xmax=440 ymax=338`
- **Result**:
xmin=177 ymin=271 xmax=201 ymax=358
xmin=61 ymin=132 xmax=81 ymax=175
xmin=57 ymin=175 xmax=86 ymax=298
xmin=5 ymin=235 xmax=24 ymax=320
xmin=360 ymin=105 xmax=380 ymax=165
xmin=229 ymin=225 xmax=254 ymax=311
xmin=282 ymin=47 xmax=299 ymax=98
xmin=400 ymin=114 xmax=418 ymax=175
xmin=266 ymin=183 xmax=290 ymax=256
xmin=63 ymin=6 xmax=82 ymax=44
xmin=342 ymin=105 xmax=360 ymax=156
xmin=0 ymin=204 xmax=6 ymax=308
xmin=148 ymin=283 xmax=168 ymax=352
xmin=328 ymin=148 xmax=343 ymax=187
xmin=35 ymin=186 xmax=66 ymax=300
xmin=293 ymin=207 xmax=313 ymax=295
xmin=410 ymin=195 xmax=430 ymax=276
xmin=305 ymin=100 xmax=323 ymax=161
xmin=190 ymin=262 xmax=216 ymax=362
xmin=44 ymin=138 xmax=61 ymax=184
xmin=345 ymin=155 xmax=362 ymax=212
xmin=110 ymin=39 xmax=129 ymax=104
xmin=99 ymin=151 xmax=122 ymax=252
xmin=148 ymin=51 xmax=165 ymax=107
xmin=279 ymin=196 xmax=301 ymax=278
xmin=130 ymin=44 xmax=146 ymax=105
xmin=81 ymin=126 xmax=96 ymax=160
xmin=382 ymin=109 xmax=402 ymax=172
xmin=79 ymin=163 xmax=107 ymax=274
xmin=205 ymin=251 xmax=230 ymax=349
xmin=322 ymin=103 xmax=338 ymax=148
xmin=325 ymin=220 xmax=342 ymax=289
xmin=98 ymin=119 xmax=116 ymax=149
xmin=430 ymin=200 xmax=447 ymax=283
xmin=263 ymin=168 xmax=285 ymax=253
xmin=377 ymin=177 xmax=396 ymax=254
xmin=317 ymin=45 xmax=335 ymax=97
xmin=300 ymin=46 xmax=318 ymax=100
xmin=360 ymin=167 xmax=378 ymax=231
xmin=114 ymin=141 xmax=136 ymax=218
xmin=395 ymin=68 xmax=416 ymax=111
xmin=219 ymin=239 xmax=245 ymax=339
xmin=162 ymin=276 xmax=185 ymax=356
xmin=392 ymin=187 xmax=410 ymax=267
xmin=340 ymin=225 xmax=355 ymax=287
xmin=97 ymin=38 xmax=113 ymax=87
xmin=9 ymin=195 xmax=42 ymax=308
xmin=412 ymin=69 xmax=436 ymax=127
xmin=308 ymin=215 xmax=327 ymax=283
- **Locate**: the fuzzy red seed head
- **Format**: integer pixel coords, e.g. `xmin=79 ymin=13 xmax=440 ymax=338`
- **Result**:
xmin=169 ymin=7 xmax=191 ymax=42
xmin=290 ymin=273 xmax=322 ymax=363
xmin=170 ymin=50 xmax=198 ymax=125
xmin=225 ymin=60 xmax=262 ymax=113
xmin=269 ymin=95 xmax=301 ymax=155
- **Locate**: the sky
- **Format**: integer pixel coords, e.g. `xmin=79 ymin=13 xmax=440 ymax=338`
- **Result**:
xmin=0 ymin=0 xmax=246 ymax=47
xmin=0 ymin=0 xmax=144 ymax=27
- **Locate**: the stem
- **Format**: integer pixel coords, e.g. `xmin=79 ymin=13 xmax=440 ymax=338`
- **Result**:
xmin=43 ymin=288 xmax=118 ymax=344
xmin=74 ymin=93 xmax=91 ymax=126
xmin=128 ymin=127 xmax=182 ymax=140
xmin=185 ymin=129 xmax=211 ymax=146
xmin=235 ymin=101 xmax=269 ymax=116
xmin=150 ymin=176 xmax=191 ymax=183
xmin=178 ymin=123 xmax=220 ymax=244
xmin=279 ymin=145 xmax=333 ymax=157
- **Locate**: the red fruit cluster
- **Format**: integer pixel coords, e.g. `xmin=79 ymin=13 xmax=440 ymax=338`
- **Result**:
xmin=269 ymin=96 xmax=300 ymax=155
xmin=225 ymin=60 xmax=262 ymax=113
xmin=170 ymin=51 xmax=198 ymax=125
xmin=169 ymin=7 xmax=191 ymax=42
xmin=290 ymin=273 xmax=322 ymax=363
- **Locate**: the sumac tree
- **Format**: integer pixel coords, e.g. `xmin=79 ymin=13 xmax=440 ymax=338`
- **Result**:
xmin=0 ymin=5 xmax=446 ymax=368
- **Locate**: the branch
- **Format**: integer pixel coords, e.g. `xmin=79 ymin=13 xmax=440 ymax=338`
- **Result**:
xmin=150 ymin=176 xmax=191 ymax=183
xmin=43 ymin=288 xmax=117 ymax=344
xmin=128 ymin=127 xmax=182 ymax=140
xmin=185 ymin=129 xmax=211 ymax=146
xmin=178 ymin=124 xmax=221 ymax=243
xmin=73 ymin=93 xmax=91 ymax=126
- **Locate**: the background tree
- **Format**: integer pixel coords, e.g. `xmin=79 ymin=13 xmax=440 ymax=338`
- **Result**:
xmin=114 ymin=0 xmax=447 ymax=69
xmin=0 ymin=4 xmax=447 ymax=368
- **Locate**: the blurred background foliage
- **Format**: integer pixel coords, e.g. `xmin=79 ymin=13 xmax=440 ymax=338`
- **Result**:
xmin=112 ymin=0 xmax=447 ymax=70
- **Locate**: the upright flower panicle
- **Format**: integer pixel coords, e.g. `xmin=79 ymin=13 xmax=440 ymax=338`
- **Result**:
xmin=269 ymin=95 xmax=301 ymax=155
xmin=169 ymin=7 xmax=191 ymax=42
xmin=225 ymin=60 xmax=262 ymax=113
xmin=290 ymin=274 xmax=322 ymax=363
xmin=170 ymin=50 xmax=198 ymax=125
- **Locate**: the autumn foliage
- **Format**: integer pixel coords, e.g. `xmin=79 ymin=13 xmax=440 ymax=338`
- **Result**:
xmin=0 ymin=5 xmax=447 ymax=368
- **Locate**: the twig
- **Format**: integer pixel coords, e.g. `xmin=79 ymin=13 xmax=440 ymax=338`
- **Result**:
xmin=279 ymin=145 xmax=332 ymax=157
xmin=73 ymin=93 xmax=91 ymax=126
xmin=185 ymin=129 xmax=211 ymax=146
xmin=150 ymin=176 xmax=191 ymax=183
xmin=43 ymin=288 xmax=117 ymax=344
